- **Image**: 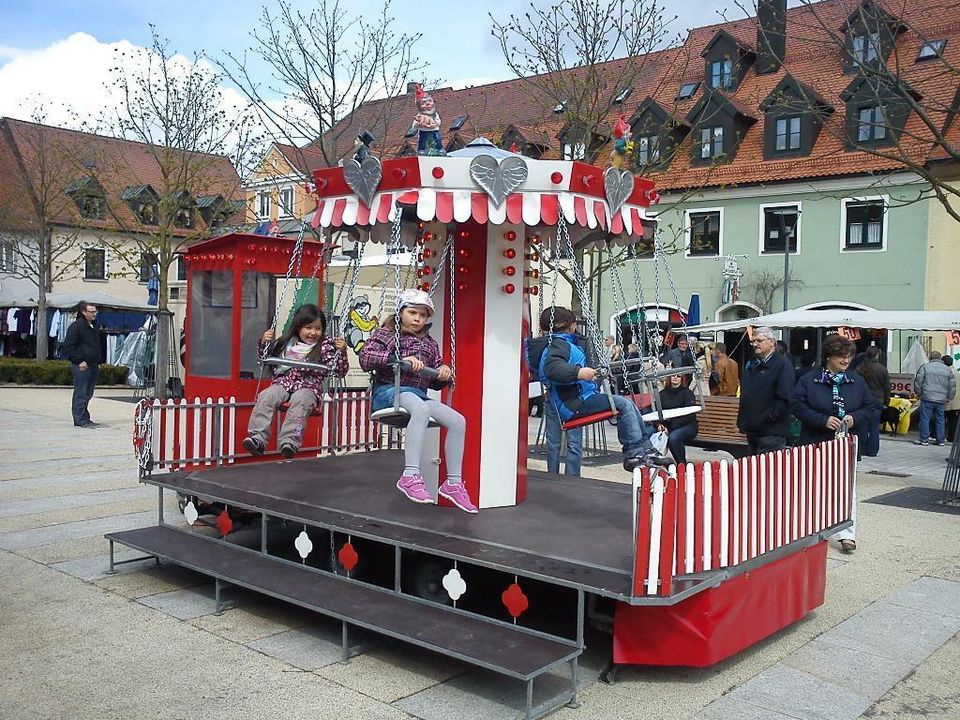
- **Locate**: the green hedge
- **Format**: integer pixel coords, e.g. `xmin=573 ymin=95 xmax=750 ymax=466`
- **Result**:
xmin=0 ymin=357 xmax=130 ymax=385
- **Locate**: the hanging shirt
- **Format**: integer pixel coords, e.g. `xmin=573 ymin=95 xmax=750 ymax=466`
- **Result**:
xmin=15 ymin=308 xmax=31 ymax=334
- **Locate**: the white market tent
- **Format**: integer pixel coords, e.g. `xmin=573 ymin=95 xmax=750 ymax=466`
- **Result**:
xmin=686 ymin=308 xmax=960 ymax=334
xmin=0 ymin=291 xmax=155 ymax=312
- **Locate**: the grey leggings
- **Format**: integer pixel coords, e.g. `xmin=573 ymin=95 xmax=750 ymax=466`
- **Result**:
xmin=399 ymin=393 xmax=465 ymax=476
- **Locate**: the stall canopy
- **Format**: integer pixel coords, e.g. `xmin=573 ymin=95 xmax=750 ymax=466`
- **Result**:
xmin=0 ymin=291 xmax=156 ymax=312
xmin=686 ymin=309 xmax=960 ymax=333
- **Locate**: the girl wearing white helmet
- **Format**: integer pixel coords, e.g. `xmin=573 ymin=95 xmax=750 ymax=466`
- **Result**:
xmin=359 ymin=289 xmax=476 ymax=513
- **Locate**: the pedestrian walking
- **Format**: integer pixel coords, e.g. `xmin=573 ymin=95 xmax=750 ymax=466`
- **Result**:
xmin=913 ymin=351 xmax=956 ymax=446
xmin=855 ymin=346 xmax=890 ymax=457
xmin=941 ymin=355 xmax=959 ymax=443
xmin=62 ymin=301 xmax=101 ymax=428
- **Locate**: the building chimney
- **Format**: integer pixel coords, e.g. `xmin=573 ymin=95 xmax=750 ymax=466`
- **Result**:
xmin=757 ymin=0 xmax=787 ymax=75
xmin=406 ymin=81 xmax=419 ymax=94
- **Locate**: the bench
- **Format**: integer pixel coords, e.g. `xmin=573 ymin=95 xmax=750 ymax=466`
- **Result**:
xmin=107 ymin=525 xmax=581 ymax=720
xmin=688 ymin=395 xmax=749 ymax=457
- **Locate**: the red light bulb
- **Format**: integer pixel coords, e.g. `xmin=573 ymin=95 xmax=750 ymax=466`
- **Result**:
xmin=504 ymin=230 xmax=517 ymax=241
xmin=457 ymin=283 xmax=469 ymax=291
xmin=422 ymin=231 xmax=433 ymax=242
xmin=504 ymin=266 xmax=516 ymax=276
xmin=503 ymin=248 xmax=516 ymax=259
xmin=432 ymin=166 xmax=444 ymax=179
xmin=458 ymin=248 xmax=470 ymax=258
xmin=503 ymin=283 xmax=516 ymax=294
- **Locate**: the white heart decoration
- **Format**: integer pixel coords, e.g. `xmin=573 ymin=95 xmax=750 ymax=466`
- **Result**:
xmin=183 ymin=501 xmax=198 ymax=526
xmin=342 ymin=157 xmax=383 ymax=208
xmin=442 ymin=568 xmax=467 ymax=601
xmin=603 ymin=167 xmax=635 ymax=216
xmin=294 ymin=530 xmax=314 ymax=560
xmin=469 ymin=155 xmax=528 ymax=207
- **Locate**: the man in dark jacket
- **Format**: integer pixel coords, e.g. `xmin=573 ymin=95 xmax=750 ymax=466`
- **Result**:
xmin=62 ymin=302 xmax=102 ymax=428
xmin=855 ymin=346 xmax=890 ymax=456
xmin=737 ymin=326 xmax=795 ymax=455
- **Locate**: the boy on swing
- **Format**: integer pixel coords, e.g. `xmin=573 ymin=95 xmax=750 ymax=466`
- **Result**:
xmin=540 ymin=307 xmax=670 ymax=472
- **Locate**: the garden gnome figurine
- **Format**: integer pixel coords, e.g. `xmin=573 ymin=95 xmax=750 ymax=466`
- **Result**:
xmin=353 ymin=130 xmax=375 ymax=163
xmin=410 ymin=83 xmax=444 ymax=155
xmin=610 ymin=115 xmax=632 ymax=169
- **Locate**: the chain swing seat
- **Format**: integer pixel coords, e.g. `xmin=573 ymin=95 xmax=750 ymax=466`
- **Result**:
xmin=369 ymin=361 xmax=447 ymax=428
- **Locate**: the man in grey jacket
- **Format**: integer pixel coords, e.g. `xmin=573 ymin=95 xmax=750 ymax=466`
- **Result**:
xmin=914 ymin=351 xmax=957 ymax=446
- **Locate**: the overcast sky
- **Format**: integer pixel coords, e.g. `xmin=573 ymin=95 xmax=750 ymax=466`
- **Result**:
xmin=0 ymin=0 xmax=740 ymax=131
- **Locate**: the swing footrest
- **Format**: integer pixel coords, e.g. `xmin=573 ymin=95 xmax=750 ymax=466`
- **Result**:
xmin=639 ymin=406 xmax=702 ymax=423
xmin=562 ymin=409 xmax=617 ymax=430
xmin=370 ymin=407 xmax=440 ymax=429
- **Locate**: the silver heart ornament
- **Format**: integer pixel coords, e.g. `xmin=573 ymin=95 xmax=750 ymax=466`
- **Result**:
xmin=469 ymin=155 xmax=528 ymax=207
xmin=343 ymin=156 xmax=382 ymax=208
xmin=604 ymin=167 xmax=634 ymax=215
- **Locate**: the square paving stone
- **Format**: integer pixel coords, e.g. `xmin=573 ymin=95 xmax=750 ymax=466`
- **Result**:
xmin=782 ymin=633 xmax=916 ymax=699
xmin=394 ymin=665 xmax=581 ymax=720
xmin=729 ymin=664 xmax=872 ymax=720
xmin=136 ymin=584 xmax=253 ymax=620
xmin=51 ymin=549 xmax=145 ymax=581
xmin=247 ymin=624 xmax=346 ymax=670
xmin=882 ymin=576 xmax=960 ymax=619
xmin=694 ymin=694 xmax=805 ymax=720
xmin=831 ymin=600 xmax=960 ymax=664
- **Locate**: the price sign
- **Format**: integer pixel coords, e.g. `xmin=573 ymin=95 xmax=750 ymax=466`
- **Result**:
xmin=663 ymin=329 xmax=675 ymax=348
xmin=945 ymin=330 xmax=960 ymax=346
xmin=838 ymin=326 xmax=861 ymax=341
xmin=889 ymin=373 xmax=914 ymax=396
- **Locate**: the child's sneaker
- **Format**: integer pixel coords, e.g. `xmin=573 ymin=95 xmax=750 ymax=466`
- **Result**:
xmin=242 ymin=436 xmax=264 ymax=456
xmin=397 ymin=473 xmax=432 ymax=504
xmin=439 ymin=480 xmax=478 ymax=514
xmin=280 ymin=444 xmax=297 ymax=459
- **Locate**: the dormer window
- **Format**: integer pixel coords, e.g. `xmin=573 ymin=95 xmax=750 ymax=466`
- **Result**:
xmin=449 ymin=115 xmax=468 ymax=131
xmin=121 ymin=185 xmax=160 ymax=225
xmin=636 ymin=135 xmax=660 ymax=165
xmin=612 ymin=88 xmax=632 ymax=105
xmin=174 ymin=207 xmax=195 ymax=229
xmin=677 ymin=82 xmax=700 ymax=100
xmin=851 ymin=33 xmax=880 ymax=63
xmin=856 ymin=105 xmax=886 ymax=142
xmin=699 ymin=126 xmax=724 ymax=159
xmin=553 ymin=102 xmax=566 ymax=114
xmin=709 ymin=59 xmax=733 ymax=89
xmin=917 ymin=40 xmax=945 ymax=61
xmin=172 ymin=190 xmax=196 ymax=229
xmin=774 ymin=116 xmax=801 ymax=151
xmin=65 ymin=177 xmax=106 ymax=220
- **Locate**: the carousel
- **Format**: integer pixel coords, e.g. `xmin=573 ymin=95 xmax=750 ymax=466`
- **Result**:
xmin=107 ymin=123 xmax=855 ymax=719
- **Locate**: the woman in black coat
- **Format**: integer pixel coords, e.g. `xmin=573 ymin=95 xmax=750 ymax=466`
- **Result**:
xmin=656 ymin=373 xmax=699 ymax=464
xmin=792 ymin=334 xmax=874 ymax=553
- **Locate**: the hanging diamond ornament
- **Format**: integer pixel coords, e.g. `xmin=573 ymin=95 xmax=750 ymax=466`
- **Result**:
xmin=603 ymin=167 xmax=634 ymax=216
xmin=337 ymin=542 xmax=359 ymax=573
xmin=442 ymin=568 xmax=467 ymax=602
xmin=469 ymin=155 xmax=528 ymax=207
xmin=343 ymin=156 xmax=383 ymax=208
xmin=182 ymin=500 xmax=198 ymax=526
xmin=294 ymin=530 xmax=314 ymax=560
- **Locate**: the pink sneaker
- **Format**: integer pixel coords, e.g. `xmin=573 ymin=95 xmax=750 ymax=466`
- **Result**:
xmin=439 ymin=480 xmax=478 ymax=514
xmin=396 ymin=473 xmax=432 ymax=504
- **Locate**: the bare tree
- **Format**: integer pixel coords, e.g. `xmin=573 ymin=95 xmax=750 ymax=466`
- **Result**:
xmin=98 ymin=27 xmax=256 ymax=397
xmin=0 ymin=111 xmax=93 ymax=361
xmin=221 ymin=0 xmax=432 ymax=173
xmin=743 ymin=268 xmax=804 ymax=313
xmin=490 ymin=0 xmax=682 ymax=316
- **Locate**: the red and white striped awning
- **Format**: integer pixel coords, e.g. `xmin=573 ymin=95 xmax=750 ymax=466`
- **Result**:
xmin=313 ymin=189 xmax=649 ymax=236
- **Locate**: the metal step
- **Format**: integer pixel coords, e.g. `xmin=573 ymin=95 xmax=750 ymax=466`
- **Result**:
xmin=107 ymin=525 xmax=581 ymax=718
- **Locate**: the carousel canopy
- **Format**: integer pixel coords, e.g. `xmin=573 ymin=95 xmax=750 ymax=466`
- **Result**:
xmin=311 ymin=147 xmax=659 ymax=239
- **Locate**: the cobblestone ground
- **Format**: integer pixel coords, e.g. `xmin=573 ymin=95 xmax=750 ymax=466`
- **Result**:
xmin=2 ymin=386 xmax=958 ymax=720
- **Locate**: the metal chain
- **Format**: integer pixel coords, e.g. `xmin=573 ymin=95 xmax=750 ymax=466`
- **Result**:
xmin=560 ymin=221 xmax=606 ymax=367
xmin=447 ymin=231 xmax=457 ymax=386
xmin=657 ymin=234 xmax=701 ymax=383
xmin=606 ymin=246 xmax=632 ymax=380
xmin=629 ymin=243 xmax=659 ymax=358
xmin=334 ymin=237 xmax=366 ymax=336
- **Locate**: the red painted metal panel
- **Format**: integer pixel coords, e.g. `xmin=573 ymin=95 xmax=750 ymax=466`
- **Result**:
xmin=573 ymin=196 xmax=587 ymax=227
xmin=658 ymin=473 xmax=677 ymax=596
xmin=613 ymin=542 xmax=828 ymax=666
xmin=540 ymin=194 xmax=559 ymax=225
xmin=711 ymin=462 xmax=722 ymax=569
xmin=675 ymin=464 xmax=687 ymax=576
xmin=470 ymin=193 xmax=488 ymax=225
xmin=435 ymin=191 xmax=454 ymax=223
xmin=632 ymin=470 xmax=653 ymax=596
xmin=593 ymin=200 xmax=607 ymax=230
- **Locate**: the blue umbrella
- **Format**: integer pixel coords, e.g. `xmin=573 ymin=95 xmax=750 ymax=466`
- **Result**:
xmin=687 ymin=293 xmax=701 ymax=328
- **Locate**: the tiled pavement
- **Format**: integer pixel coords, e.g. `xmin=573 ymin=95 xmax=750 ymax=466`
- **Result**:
xmin=2 ymin=388 xmax=959 ymax=720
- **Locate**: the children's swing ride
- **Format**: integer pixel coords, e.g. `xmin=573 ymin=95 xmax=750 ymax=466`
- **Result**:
xmin=115 ymin=135 xmax=856 ymax=719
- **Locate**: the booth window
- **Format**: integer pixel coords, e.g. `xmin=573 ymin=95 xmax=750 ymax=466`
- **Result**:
xmin=240 ymin=271 xmax=276 ymax=379
xmin=189 ymin=270 xmax=234 ymax=378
